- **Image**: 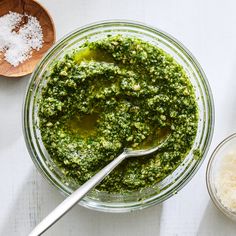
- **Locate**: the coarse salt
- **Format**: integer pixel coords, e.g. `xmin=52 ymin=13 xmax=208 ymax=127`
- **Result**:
xmin=0 ymin=11 xmax=44 ymax=67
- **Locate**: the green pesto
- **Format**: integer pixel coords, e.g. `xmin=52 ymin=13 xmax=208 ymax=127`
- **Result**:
xmin=39 ymin=35 xmax=198 ymax=193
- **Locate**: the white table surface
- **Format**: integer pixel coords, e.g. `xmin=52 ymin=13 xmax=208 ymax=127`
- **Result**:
xmin=1 ymin=0 xmax=236 ymax=235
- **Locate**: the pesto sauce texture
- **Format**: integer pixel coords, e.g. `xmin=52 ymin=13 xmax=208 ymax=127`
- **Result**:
xmin=39 ymin=35 xmax=198 ymax=193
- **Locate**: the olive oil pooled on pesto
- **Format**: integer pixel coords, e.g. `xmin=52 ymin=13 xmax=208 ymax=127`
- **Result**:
xmin=39 ymin=35 xmax=198 ymax=193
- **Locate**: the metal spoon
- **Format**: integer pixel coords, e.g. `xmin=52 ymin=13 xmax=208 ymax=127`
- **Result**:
xmin=29 ymin=137 xmax=168 ymax=236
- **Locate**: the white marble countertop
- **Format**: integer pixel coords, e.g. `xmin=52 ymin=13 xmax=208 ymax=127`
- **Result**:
xmin=1 ymin=0 xmax=236 ymax=235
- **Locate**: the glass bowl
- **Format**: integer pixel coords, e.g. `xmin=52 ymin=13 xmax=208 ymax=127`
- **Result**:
xmin=23 ymin=20 xmax=214 ymax=212
xmin=206 ymin=133 xmax=236 ymax=221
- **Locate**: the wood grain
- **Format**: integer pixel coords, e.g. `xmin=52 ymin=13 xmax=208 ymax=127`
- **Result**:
xmin=0 ymin=0 xmax=55 ymax=78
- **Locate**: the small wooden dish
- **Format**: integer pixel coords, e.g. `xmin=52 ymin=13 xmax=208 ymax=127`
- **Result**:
xmin=0 ymin=0 xmax=56 ymax=77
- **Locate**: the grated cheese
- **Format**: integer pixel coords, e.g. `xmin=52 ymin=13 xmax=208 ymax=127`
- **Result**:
xmin=215 ymin=151 xmax=236 ymax=212
xmin=0 ymin=11 xmax=43 ymax=67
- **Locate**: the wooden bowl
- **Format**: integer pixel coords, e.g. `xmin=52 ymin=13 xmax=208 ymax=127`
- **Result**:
xmin=0 ymin=0 xmax=56 ymax=77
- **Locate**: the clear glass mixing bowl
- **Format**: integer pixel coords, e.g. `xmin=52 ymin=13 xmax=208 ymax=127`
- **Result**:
xmin=23 ymin=20 xmax=214 ymax=212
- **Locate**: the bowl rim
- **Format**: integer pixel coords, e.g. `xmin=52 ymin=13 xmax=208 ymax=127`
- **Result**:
xmin=23 ymin=19 xmax=215 ymax=212
xmin=206 ymin=133 xmax=236 ymax=219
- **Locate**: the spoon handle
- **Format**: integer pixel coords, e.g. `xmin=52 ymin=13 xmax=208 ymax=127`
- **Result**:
xmin=29 ymin=151 xmax=127 ymax=236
